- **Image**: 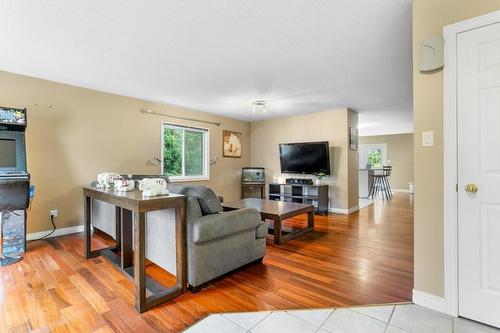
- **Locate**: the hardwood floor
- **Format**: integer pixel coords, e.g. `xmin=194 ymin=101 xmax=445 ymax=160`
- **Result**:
xmin=0 ymin=193 xmax=413 ymax=332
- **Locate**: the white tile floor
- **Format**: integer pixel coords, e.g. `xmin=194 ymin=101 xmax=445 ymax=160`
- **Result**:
xmin=184 ymin=304 xmax=500 ymax=333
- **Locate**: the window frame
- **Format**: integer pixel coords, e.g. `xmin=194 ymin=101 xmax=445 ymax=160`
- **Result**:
xmin=161 ymin=122 xmax=210 ymax=182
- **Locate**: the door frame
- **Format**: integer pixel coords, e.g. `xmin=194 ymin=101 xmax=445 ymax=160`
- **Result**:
xmin=443 ymin=9 xmax=500 ymax=317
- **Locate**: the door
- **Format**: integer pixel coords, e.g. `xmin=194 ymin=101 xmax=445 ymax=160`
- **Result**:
xmin=458 ymin=21 xmax=500 ymax=328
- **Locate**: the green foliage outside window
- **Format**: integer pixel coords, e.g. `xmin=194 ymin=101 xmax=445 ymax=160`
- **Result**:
xmin=367 ymin=149 xmax=382 ymax=168
xmin=184 ymin=131 xmax=203 ymax=176
xmin=163 ymin=126 xmax=204 ymax=177
xmin=163 ymin=128 xmax=182 ymax=176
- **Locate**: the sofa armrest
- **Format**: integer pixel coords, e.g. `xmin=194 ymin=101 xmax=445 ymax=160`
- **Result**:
xmin=189 ymin=208 xmax=261 ymax=244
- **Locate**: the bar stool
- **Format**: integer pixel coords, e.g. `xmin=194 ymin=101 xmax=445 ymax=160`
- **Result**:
xmin=368 ymin=166 xmax=393 ymax=199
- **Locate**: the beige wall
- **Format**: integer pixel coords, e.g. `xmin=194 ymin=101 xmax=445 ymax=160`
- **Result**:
xmin=413 ymin=1 xmax=500 ymax=297
xmin=0 ymin=70 xmax=250 ymax=234
xmin=250 ymin=108 xmax=357 ymax=211
xmin=359 ymin=133 xmax=414 ymax=190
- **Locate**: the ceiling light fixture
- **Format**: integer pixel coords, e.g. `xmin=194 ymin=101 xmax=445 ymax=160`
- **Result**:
xmin=252 ymin=100 xmax=267 ymax=113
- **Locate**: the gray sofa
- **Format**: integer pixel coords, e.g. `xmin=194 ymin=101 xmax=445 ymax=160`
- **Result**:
xmin=91 ymin=180 xmax=266 ymax=290
xmin=168 ymin=184 xmax=267 ymax=289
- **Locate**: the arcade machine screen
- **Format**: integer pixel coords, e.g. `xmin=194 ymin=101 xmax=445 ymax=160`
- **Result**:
xmin=0 ymin=139 xmax=16 ymax=168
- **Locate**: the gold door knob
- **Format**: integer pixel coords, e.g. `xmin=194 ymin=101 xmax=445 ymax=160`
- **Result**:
xmin=465 ymin=184 xmax=478 ymax=193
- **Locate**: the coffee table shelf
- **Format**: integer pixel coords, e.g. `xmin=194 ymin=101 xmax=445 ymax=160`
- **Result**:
xmin=222 ymin=198 xmax=314 ymax=245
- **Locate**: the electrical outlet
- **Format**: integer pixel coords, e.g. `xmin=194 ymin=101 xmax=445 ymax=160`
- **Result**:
xmin=50 ymin=210 xmax=58 ymax=218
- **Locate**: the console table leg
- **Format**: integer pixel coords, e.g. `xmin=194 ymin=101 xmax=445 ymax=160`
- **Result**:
xmin=133 ymin=212 xmax=146 ymax=313
xmin=121 ymin=209 xmax=133 ymax=269
xmin=175 ymin=206 xmax=187 ymax=293
xmin=84 ymin=196 xmax=92 ymax=259
xmin=114 ymin=207 xmax=122 ymax=249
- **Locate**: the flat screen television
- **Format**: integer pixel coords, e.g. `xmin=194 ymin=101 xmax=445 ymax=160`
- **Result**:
xmin=279 ymin=141 xmax=330 ymax=175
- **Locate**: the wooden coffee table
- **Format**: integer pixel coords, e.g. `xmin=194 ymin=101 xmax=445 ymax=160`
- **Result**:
xmin=222 ymin=198 xmax=314 ymax=245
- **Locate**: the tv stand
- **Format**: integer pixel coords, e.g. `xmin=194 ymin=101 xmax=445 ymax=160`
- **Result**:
xmin=268 ymin=183 xmax=329 ymax=215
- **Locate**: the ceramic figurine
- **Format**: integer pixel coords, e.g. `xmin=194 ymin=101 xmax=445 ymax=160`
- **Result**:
xmin=138 ymin=178 xmax=169 ymax=197
xmin=96 ymin=172 xmax=121 ymax=189
xmin=114 ymin=178 xmax=135 ymax=191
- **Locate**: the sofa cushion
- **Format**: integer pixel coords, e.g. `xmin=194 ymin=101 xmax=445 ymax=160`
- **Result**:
xmin=168 ymin=184 xmax=222 ymax=215
xmin=190 ymin=187 xmax=223 ymax=215
xmin=186 ymin=196 xmax=203 ymax=219
xmin=167 ymin=184 xmax=203 ymax=219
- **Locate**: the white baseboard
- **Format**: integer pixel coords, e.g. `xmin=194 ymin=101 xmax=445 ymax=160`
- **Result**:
xmin=393 ymin=189 xmax=411 ymax=193
xmin=328 ymin=206 xmax=359 ymax=214
xmin=27 ymin=225 xmax=84 ymax=241
xmin=412 ymin=289 xmax=446 ymax=313
xmin=348 ymin=205 xmax=359 ymax=213
xmin=329 ymin=208 xmax=348 ymax=214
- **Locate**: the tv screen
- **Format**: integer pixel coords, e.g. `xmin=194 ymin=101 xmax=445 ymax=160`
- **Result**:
xmin=0 ymin=131 xmax=26 ymax=172
xmin=0 ymin=139 xmax=16 ymax=168
xmin=279 ymin=141 xmax=331 ymax=175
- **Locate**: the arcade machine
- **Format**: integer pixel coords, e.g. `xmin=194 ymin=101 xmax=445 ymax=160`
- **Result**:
xmin=0 ymin=106 xmax=30 ymax=266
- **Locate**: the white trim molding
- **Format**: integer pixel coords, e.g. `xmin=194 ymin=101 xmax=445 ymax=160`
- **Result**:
xmin=27 ymin=225 xmax=84 ymax=241
xmin=328 ymin=206 xmax=359 ymax=214
xmin=412 ymin=289 xmax=446 ymax=314
xmin=392 ymin=189 xmax=410 ymax=193
xmin=348 ymin=206 xmax=359 ymax=214
xmin=329 ymin=207 xmax=348 ymax=214
xmin=442 ymin=9 xmax=500 ymax=318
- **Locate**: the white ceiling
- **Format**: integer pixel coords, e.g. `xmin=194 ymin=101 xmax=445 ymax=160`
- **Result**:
xmin=0 ymin=0 xmax=413 ymax=136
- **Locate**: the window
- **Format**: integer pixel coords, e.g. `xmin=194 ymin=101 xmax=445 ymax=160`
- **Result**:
xmin=358 ymin=144 xmax=387 ymax=169
xmin=367 ymin=149 xmax=382 ymax=167
xmin=162 ymin=123 xmax=209 ymax=181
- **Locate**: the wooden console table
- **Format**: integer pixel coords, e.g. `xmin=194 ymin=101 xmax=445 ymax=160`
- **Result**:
xmin=83 ymin=186 xmax=186 ymax=313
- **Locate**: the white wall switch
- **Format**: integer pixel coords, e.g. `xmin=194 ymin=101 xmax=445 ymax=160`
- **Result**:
xmin=422 ymin=131 xmax=434 ymax=147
